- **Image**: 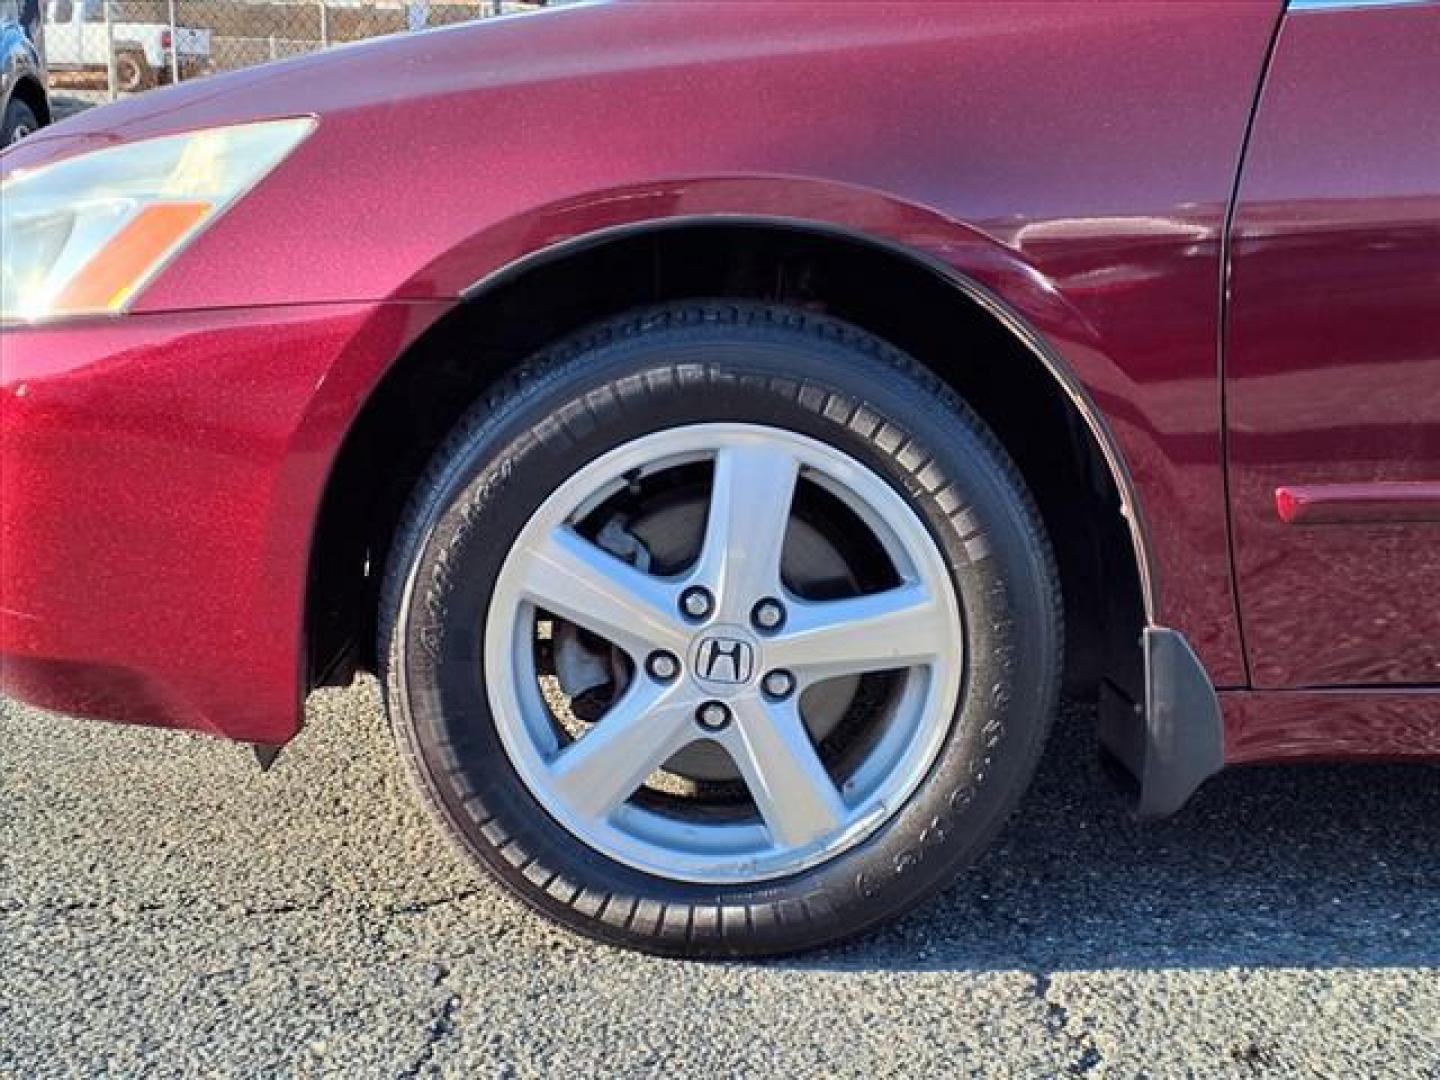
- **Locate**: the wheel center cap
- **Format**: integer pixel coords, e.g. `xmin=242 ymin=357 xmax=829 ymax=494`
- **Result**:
xmin=689 ymin=625 xmax=761 ymax=695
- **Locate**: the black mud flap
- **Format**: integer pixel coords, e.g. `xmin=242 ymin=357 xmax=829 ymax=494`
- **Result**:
xmin=1098 ymin=627 xmax=1225 ymax=818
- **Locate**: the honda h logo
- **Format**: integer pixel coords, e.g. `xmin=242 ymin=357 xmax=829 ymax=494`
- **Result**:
xmin=695 ymin=635 xmax=755 ymax=685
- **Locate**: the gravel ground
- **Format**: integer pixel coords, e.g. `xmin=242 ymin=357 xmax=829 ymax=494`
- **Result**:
xmin=2 ymin=682 xmax=1438 ymax=1078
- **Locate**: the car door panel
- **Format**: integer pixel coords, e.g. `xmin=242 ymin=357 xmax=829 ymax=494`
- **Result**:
xmin=1226 ymin=0 xmax=1440 ymax=687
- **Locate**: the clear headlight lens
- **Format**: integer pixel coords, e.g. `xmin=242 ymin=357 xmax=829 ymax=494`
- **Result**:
xmin=1 ymin=118 xmax=315 ymax=324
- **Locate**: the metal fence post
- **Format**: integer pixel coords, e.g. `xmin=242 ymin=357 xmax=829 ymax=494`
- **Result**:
xmin=318 ymin=1 xmax=329 ymax=49
xmin=103 ymin=0 xmax=117 ymax=101
xmin=167 ymin=0 xmax=180 ymax=82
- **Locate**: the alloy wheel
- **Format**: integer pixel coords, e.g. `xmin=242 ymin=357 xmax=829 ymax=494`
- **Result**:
xmin=484 ymin=423 xmax=963 ymax=884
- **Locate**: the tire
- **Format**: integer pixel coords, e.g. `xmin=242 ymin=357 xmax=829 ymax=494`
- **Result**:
xmin=380 ymin=301 xmax=1062 ymax=957
xmin=115 ymin=51 xmax=154 ymax=93
xmin=2 ymin=99 xmax=39 ymax=146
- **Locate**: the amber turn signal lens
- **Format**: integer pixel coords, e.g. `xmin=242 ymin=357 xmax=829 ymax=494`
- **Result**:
xmin=52 ymin=202 xmax=213 ymax=314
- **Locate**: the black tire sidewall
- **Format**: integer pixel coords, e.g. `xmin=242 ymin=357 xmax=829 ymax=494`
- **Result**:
xmin=383 ymin=306 xmax=1060 ymax=955
xmin=2 ymin=100 xmax=38 ymax=146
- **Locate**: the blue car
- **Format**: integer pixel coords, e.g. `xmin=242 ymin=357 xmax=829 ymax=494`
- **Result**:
xmin=1 ymin=0 xmax=49 ymax=144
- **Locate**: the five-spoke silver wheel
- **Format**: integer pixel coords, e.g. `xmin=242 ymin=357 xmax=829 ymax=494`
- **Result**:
xmin=485 ymin=423 xmax=963 ymax=884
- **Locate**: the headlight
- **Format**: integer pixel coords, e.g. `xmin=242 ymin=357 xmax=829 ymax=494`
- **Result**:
xmin=1 ymin=118 xmax=315 ymax=324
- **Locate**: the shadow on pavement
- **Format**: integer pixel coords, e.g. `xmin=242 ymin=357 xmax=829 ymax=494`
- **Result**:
xmin=795 ymin=704 xmax=1440 ymax=974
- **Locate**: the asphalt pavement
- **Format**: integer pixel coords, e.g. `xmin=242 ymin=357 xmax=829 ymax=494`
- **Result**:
xmin=3 ymin=682 xmax=1437 ymax=1078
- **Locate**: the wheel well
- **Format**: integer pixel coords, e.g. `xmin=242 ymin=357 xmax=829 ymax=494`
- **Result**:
xmin=10 ymin=76 xmax=51 ymax=126
xmin=307 ymin=223 xmax=1146 ymax=700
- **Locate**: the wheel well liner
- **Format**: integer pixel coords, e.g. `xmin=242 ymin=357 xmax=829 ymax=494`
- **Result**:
xmin=9 ymin=75 xmax=51 ymax=126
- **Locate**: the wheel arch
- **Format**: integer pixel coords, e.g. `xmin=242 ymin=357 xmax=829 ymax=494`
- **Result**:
xmin=457 ymin=215 xmax=1156 ymax=615
xmin=7 ymin=74 xmax=50 ymax=127
xmin=307 ymin=216 xmax=1158 ymax=711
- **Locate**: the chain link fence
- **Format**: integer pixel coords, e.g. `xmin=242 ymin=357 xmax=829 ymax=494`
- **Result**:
xmin=44 ymin=0 xmax=548 ymax=108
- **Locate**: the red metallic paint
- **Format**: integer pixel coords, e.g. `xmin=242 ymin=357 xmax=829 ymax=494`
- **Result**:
xmin=1223 ymin=690 xmax=1440 ymax=766
xmin=2 ymin=2 xmax=1436 ymax=766
xmin=1225 ymin=2 xmax=1440 ymax=689
xmin=1 ymin=303 xmax=448 ymax=744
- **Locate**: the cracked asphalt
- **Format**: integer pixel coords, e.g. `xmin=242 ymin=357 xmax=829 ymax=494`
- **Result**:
xmin=3 ymin=682 xmax=1438 ymax=1078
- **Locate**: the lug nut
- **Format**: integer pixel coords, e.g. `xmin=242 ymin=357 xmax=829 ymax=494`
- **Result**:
xmin=680 ymin=586 xmax=714 ymax=621
xmin=696 ymin=701 xmax=732 ymax=732
xmin=751 ymin=598 xmax=786 ymax=632
xmin=646 ymin=651 xmax=680 ymax=682
xmin=762 ymin=669 xmax=796 ymax=701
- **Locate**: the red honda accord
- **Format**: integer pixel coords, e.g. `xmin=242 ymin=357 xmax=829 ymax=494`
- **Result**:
xmin=2 ymin=0 xmax=1436 ymax=956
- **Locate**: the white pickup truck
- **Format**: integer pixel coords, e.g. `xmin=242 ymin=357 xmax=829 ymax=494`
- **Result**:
xmin=44 ymin=0 xmax=210 ymax=92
